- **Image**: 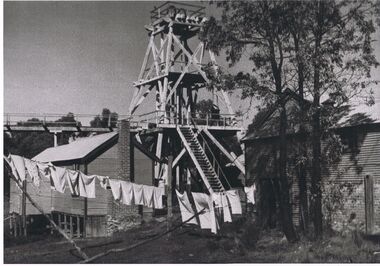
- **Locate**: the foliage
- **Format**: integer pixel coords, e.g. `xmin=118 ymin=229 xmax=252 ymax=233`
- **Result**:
xmin=4 ymin=113 xmax=85 ymax=158
xmin=195 ymin=99 xmax=213 ymax=115
xmin=90 ymin=108 xmax=118 ymax=128
xmin=4 ymin=131 xmax=53 ymax=159
xmin=53 ymin=112 xmax=77 ymax=126
xmin=321 ymin=180 xmax=355 ymax=229
xmin=201 ymin=0 xmax=379 ymax=240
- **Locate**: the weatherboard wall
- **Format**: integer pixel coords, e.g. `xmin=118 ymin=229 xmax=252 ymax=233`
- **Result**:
xmin=9 ymin=138 xmax=153 ymax=217
xmin=245 ymin=123 xmax=380 ymax=232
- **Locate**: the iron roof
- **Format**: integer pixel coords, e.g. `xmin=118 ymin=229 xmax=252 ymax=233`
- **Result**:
xmin=33 ymin=132 xmax=118 ymax=165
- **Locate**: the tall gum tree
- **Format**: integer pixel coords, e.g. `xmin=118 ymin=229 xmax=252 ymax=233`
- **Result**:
xmin=201 ymin=1 xmax=298 ymax=242
xmin=201 ymin=0 xmax=379 ymax=240
xmin=300 ymin=0 xmax=379 ymax=238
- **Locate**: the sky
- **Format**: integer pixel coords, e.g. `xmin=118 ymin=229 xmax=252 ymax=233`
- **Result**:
xmin=3 ymin=1 xmax=380 ymax=128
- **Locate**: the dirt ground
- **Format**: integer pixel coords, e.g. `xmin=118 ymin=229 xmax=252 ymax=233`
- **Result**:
xmin=4 ymin=216 xmax=380 ymax=263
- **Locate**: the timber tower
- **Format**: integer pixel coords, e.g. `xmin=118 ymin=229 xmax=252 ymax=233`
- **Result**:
xmin=128 ymin=2 xmax=245 ymax=195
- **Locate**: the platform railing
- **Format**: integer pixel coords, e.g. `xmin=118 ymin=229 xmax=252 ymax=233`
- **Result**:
xmin=131 ymin=110 xmax=242 ymax=128
xmin=3 ymin=113 xmax=130 ymax=128
xmin=150 ymin=1 xmax=206 ymax=21
xmin=4 ymin=111 xmax=242 ymax=130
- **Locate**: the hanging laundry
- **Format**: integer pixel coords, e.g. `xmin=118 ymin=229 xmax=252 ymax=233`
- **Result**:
xmin=143 ymin=185 xmax=154 ymax=208
xmin=36 ymin=162 xmax=50 ymax=180
xmin=4 ymin=156 xmax=19 ymax=186
xmin=159 ymin=164 xmax=168 ymax=183
xmin=120 ymin=181 xmax=134 ymax=205
xmin=66 ymin=169 xmax=80 ymax=196
xmin=244 ymin=184 xmax=256 ymax=204
xmin=226 ymin=190 xmax=242 ymax=215
xmin=4 ymin=156 xmax=18 ymax=181
xmin=24 ymin=159 xmax=42 ymax=187
xmin=153 ymin=186 xmax=165 ymax=209
xmin=97 ymin=176 xmax=109 ymax=190
xmin=175 ymin=190 xmax=198 ymax=225
xmin=9 ymin=155 xmax=26 ymax=181
xmin=212 ymin=192 xmax=224 ymax=221
xmin=133 ymin=183 xmax=144 ymax=205
xmin=49 ymin=165 xmax=67 ymax=193
xmin=221 ymin=193 xmax=232 ymax=223
xmin=192 ymin=192 xmax=219 ymax=234
xmin=212 ymin=193 xmax=223 ymax=208
xmin=109 ymin=179 xmax=122 ymax=201
xmin=78 ymin=173 xmax=96 ymax=198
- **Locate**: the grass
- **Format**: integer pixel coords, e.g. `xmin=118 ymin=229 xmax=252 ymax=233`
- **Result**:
xmin=4 ymin=216 xmax=380 ymax=263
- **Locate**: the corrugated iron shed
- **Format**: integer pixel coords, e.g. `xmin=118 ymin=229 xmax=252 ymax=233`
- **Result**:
xmin=33 ymin=132 xmax=118 ymax=165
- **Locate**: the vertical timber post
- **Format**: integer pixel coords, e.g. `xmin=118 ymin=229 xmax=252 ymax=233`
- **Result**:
xmin=54 ymin=133 xmax=58 ymax=147
xmin=77 ymin=216 xmax=81 ymax=238
xmin=22 ymin=180 xmax=27 ymax=237
xmin=83 ymin=164 xmax=88 ymax=238
xmin=186 ymin=169 xmax=191 ymax=195
xmin=166 ymin=155 xmax=173 ymax=237
xmin=70 ymin=216 xmax=73 ymax=238
xmin=64 ymin=214 xmax=68 ymax=234
xmin=364 ymin=173 xmax=374 ymax=234
xmin=176 ymin=166 xmax=180 ymax=191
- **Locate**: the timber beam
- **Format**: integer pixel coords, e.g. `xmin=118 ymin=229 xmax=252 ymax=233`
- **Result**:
xmin=203 ymin=128 xmax=245 ymax=174
xmin=132 ymin=138 xmax=167 ymax=164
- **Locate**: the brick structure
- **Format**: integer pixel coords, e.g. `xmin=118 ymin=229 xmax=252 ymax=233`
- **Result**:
xmin=117 ymin=119 xmax=131 ymax=180
xmin=106 ymin=119 xmax=140 ymax=235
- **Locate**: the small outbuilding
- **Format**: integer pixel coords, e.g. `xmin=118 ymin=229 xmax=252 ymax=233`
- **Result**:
xmin=242 ymin=100 xmax=380 ymax=234
xmin=8 ymin=120 xmax=155 ymax=237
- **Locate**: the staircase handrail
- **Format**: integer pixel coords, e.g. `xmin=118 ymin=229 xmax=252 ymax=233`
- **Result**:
xmin=176 ymin=127 xmax=214 ymax=194
xmin=189 ymin=118 xmax=232 ymax=190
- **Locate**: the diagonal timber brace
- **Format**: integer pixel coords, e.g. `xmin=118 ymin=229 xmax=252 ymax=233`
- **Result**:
xmin=203 ymin=129 xmax=245 ymax=174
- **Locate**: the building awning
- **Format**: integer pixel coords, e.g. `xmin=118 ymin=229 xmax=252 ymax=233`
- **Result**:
xmin=33 ymin=132 xmax=118 ymax=166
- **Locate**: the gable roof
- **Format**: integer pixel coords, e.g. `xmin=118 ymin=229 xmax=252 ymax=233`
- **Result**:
xmin=242 ymin=89 xmax=310 ymax=142
xmin=338 ymin=102 xmax=380 ymax=126
xmin=241 ymin=89 xmax=380 ymax=143
xmin=33 ymin=132 xmax=118 ymax=165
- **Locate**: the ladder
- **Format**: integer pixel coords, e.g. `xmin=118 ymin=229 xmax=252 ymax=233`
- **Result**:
xmin=177 ymin=126 xmax=225 ymax=193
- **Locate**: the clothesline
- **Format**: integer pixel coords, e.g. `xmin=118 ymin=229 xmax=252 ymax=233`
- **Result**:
xmin=4 ymin=154 xmax=166 ymax=210
xmin=5 ymin=153 xmax=256 ymax=219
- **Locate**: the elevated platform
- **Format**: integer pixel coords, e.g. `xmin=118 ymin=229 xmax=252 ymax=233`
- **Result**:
xmin=130 ymin=110 xmax=244 ymax=132
xmin=3 ymin=112 xmax=244 ymax=133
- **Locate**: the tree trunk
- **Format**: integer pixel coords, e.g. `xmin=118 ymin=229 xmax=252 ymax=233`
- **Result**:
xmin=310 ymin=0 xmax=324 ymax=239
xmin=294 ymin=33 xmax=309 ymax=233
xmin=278 ymin=102 xmax=298 ymax=242
xmin=311 ymin=106 xmax=323 ymax=238
xmin=298 ymin=103 xmax=309 ymax=233
xmin=298 ymin=147 xmax=309 ymax=232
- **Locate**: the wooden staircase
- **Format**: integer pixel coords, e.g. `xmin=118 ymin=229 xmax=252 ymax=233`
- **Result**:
xmin=177 ymin=126 xmax=225 ymax=193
